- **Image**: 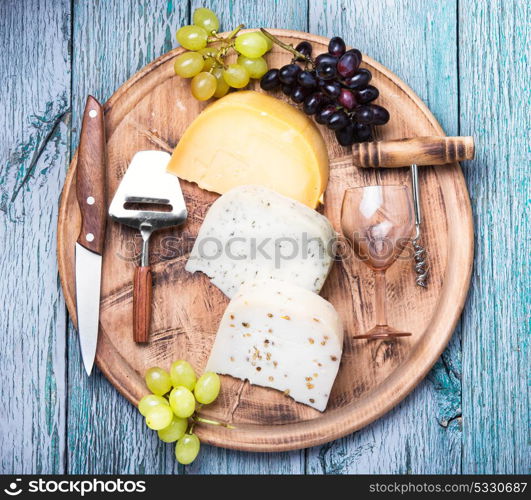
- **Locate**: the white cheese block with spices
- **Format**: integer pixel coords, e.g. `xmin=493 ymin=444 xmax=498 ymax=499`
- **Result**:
xmin=185 ymin=185 xmax=336 ymax=298
xmin=206 ymin=279 xmax=344 ymax=411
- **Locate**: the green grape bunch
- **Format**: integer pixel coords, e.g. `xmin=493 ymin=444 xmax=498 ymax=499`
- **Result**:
xmin=174 ymin=7 xmax=273 ymax=101
xmin=138 ymin=360 xmax=232 ymax=465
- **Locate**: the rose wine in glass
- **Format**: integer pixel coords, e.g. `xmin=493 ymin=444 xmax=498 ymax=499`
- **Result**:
xmin=341 ymin=185 xmax=415 ymax=339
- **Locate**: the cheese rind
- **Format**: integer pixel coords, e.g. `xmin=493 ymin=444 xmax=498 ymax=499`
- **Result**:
xmin=185 ymin=185 xmax=337 ymax=298
xmin=167 ymin=91 xmax=329 ymax=208
xmin=206 ymin=279 xmax=344 ymax=411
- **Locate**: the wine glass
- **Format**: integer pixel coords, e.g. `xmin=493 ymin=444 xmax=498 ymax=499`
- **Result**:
xmin=341 ymin=185 xmax=415 ymax=339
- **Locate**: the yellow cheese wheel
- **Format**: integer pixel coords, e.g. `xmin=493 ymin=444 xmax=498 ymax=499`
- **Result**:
xmin=167 ymin=91 xmax=329 ymax=208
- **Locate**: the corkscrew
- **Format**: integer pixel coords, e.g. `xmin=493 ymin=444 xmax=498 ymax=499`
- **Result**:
xmin=410 ymin=164 xmax=428 ymax=287
xmin=351 ymin=135 xmax=475 ymax=288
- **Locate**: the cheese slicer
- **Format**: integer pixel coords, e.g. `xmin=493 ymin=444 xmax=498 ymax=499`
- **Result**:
xmin=351 ymin=136 xmax=475 ymax=287
xmin=109 ymin=150 xmax=187 ymax=343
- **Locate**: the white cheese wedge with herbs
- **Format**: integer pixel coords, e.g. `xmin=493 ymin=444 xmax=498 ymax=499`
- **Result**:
xmin=185 ymin=185 xmax=336 ymax=298
xmin=206 ymin=279 xmax=344 ymax=411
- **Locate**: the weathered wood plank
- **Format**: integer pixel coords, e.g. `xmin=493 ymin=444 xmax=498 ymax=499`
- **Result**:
xmin=185 ymin=0 xmax=309 ymax=474
xmin=67 ymin=0 xmax=188 ymax=474
xmin=0 ymin=0 xmax=71 ymax=474
xmin=306 ymin=0 xmax=462 ymax=474
xmin=459 ymin=0 xmax=530 ymax=474
xmin=191 ymin=0 xmax=309 ymax=31
xmin=3 ymin=0 xmax=526 ymax=475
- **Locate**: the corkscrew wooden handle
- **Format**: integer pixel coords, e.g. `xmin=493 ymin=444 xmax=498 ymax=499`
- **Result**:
xmin=352 ymin=136 xmax=475 ymax=168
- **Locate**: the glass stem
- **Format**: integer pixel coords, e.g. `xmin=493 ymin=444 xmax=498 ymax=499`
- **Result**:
xmin=374 ymin=270 xmax=388 ymax=327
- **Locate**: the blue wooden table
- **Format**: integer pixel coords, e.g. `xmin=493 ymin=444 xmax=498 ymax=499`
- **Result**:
xmin=0 ymin=0 xmax=528 ymax=475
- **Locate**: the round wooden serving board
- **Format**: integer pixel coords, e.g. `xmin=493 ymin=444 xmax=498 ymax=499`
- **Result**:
xmin=58 ymin=30 xmax=473 ymax=452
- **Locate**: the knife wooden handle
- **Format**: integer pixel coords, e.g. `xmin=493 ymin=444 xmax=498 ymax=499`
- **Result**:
xmin=76 ymin=95 xmax=107 ymax=254
xmin=133 ymin=266 xmax=152 ymax=343
xmin=352 ymin=136 xmax=475 ymax=168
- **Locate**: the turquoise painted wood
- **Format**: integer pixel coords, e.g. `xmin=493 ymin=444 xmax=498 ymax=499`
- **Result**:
xmin=458 ymin=0 xmax=530 ymax=474
xmin=0 ymin=0 xmax=528 ymax=475
xmin=0 ymin=0 xmax=70 ymax=474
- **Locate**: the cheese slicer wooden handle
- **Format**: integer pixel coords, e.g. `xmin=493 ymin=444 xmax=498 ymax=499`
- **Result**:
xmin=133 ymin=265 xmax=152 ymax=343
xmin=352 ymin=136 xmax=475 ymax=168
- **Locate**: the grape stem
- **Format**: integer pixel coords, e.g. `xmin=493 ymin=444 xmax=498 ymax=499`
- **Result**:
xmin=193 ymin=415 xmax=235 ymax=430
xmin=260 ymin=28 xmax=314 ymax=66
xmin=208 ymin=23 xmax=245 ymax=43
xmin=226 ymin=23 xmax=245 ymax=40
xmin=206 ymin=24 xmax=246 ymax=69
xmin=215 ymin=44 xmax=233 ymax=69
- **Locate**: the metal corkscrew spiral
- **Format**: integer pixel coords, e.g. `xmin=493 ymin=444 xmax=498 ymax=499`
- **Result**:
xmin=410 ymin=164 xmax=428 ymax=287
xmin=412 ymin=226 xmax=428 ymax=287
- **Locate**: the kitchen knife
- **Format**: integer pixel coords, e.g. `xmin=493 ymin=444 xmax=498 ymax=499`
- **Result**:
xmin=75 ymin=96 xmax=106 ymax=376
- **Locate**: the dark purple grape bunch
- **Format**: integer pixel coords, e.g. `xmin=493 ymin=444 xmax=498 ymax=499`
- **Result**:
xmin=260 ymin=36 xmax=390 ymax=146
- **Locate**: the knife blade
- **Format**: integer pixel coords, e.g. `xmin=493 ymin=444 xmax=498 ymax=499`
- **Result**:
xmin=75 ymin=95 xmax=106 ymax=376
